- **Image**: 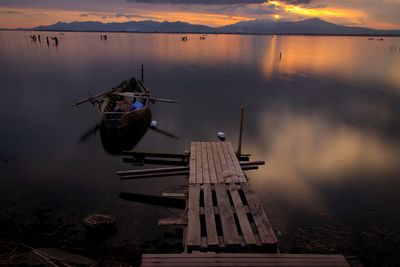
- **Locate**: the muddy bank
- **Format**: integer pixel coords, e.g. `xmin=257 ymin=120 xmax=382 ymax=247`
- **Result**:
xmin=278 ymin=222 xmax=400 ymax=267
xmin=1 ymin=205 xmax=400 ymax=266
xmin=0 ymin=206 xmax=182 ymax=266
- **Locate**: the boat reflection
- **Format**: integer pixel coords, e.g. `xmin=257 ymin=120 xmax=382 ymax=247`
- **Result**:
xmin=100 ymin=108 xmax=152 ymax=155
xmin=78 ymin=108 xmax=152 ymax=155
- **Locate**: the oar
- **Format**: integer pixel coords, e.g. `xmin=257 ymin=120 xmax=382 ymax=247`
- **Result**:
xmin=71 ymin=87 xmax=120 ymax=107
xmin=115 ymin=92 xmax=179 ymax=103
xmin=146 ymin=97 xmax=179 ymax=104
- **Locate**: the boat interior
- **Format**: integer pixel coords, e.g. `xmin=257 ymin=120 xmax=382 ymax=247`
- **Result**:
xmin=102 ymin=78 xmax=148 ymax=113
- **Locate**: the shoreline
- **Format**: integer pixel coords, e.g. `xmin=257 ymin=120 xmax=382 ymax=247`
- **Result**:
xmin=1 ymin=29 xmax=400 ymax=37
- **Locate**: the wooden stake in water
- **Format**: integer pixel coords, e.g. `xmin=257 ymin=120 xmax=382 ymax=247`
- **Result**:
xmin=279 ymin=52 xmax=282 ymax=61
xmin=237 ymin=106 xmax=244 ymax=158
xmin=141 ymin=64 xmax=144 ymax=83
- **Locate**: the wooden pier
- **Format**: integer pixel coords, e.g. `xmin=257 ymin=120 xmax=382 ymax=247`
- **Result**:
xmin=186 ymin=142 xmax=277 ymax=252
xmin=120 ymin=141 xmax=360 ymax=266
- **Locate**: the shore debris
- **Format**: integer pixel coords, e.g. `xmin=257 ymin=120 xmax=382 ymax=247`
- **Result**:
xmin=83 ymin=214 xmax=116 ymax=230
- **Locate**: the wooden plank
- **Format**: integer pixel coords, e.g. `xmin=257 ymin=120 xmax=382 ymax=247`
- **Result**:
xmin=142 ymin=254 xmax=351 ymax=267
xmin=214 ymin=184 xmax=241 ymax=245
xmin=201 ymin=143 xmax=210 ymax=184
xmin=189 ymin=142 xmax=196 ymax=184
xmin=120 ymin=171 xmax=189 ymax=180
xmin=221 ymin=142 xmax=239 ymax=183
xmin=215 ymin=142 xmax=233 ymax=183
xmin=161 ymin=192 xmax=186 ymax=199
xmin=241 ymin=183 xmax=277 ymax=245
xmin=187 ymin=185 xmax=201 ymax=247
xmin=228 ymin=184 xmax=257 ymax=245
xmin=158 ymin=218 xmax=187 ymax=226
xmin=203 ymin=184 xmax=219 ymax=246
xmin=142 ymin=253 xmax=350 ymax=258
xmin=211 ymin=142 xmax=223 ymax=183
xmin=206 ymin=142 xmax=218 ymax=183
xmin=226 ymin=142 xmax=247 ymax=182
xmin=195 ymin=143 xmax=203 ymax=184
xmin=121 ymin=151 xmax=188 ymax=159
xmin=117 ymin=166 xmax=189 ymax=176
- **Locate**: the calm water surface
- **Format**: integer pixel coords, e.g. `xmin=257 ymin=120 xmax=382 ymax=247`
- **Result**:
xmin=1 ymin=31 xmax=400 ymax=261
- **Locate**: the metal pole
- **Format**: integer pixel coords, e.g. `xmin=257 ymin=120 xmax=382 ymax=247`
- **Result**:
xmin=237 ymin=106 xmax=244 ymax=158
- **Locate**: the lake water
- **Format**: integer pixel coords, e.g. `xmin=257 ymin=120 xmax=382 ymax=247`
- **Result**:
xmin=1 ymin=31 xmax=400 ymax=265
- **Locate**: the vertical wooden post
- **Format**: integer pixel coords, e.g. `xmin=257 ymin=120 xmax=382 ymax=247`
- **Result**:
xmin=279 ymin=52 xmax=282 ymax=61
xmin=237 ymin=106 xmax=244 ymax=158
xmin=141 ymin=64 xmax=144 ymax=83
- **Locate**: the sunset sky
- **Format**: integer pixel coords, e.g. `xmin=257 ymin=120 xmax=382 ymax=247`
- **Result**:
xmin=0 ymin=0 xmax=400 ymax=29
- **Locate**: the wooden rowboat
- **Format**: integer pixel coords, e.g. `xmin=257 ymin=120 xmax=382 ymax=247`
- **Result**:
xmin=96 ymin=77 xmax=151 ymax=134
xmin=72 ymin=73 xmax=178 ymax=136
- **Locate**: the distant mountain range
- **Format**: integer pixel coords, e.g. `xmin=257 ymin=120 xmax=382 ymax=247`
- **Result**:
xmin=15 ymin=18 xmax=400 ymax=36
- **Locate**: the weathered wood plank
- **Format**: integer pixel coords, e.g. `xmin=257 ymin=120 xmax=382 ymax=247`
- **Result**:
xmin=206 ymin=142 xmax=218 ymax=183
xmin=241 ymin=183 xmax=277 ymax=246
xmin=228 ymin=184 xmax=257 ymax=245
xmin=117 ymin=166 xmax=189 ymax=176
xmin=187 ymin=185 xmax=201 ymax=247
xmin=215 ymin=142 xmax=233 ymax=183
xmin=143 ymin=253 xmax=350 ymax=259
xmin=195 ymin=143 xmax=203 ymax=184
xmin=211 ymin=142 xmax=223 ymax=183
xmin=189 ymin=142 xmax=196 ymax=184
xmin=226 ymin=142 xmax=247 ymax=183
xmin=221 ymin=142 xmax=239 ymax=183
xmin=201 ymin=142 xmax=210 ymax=184
xmin=120 ymin=171 xmax=189 ymax=180
xmin=158 ymin=218 xmax=187 ymax=226
xmin=142 ymin=253 xmax=351 ymax=267
xmin=161 ymin=192 xmax=186 ymax=199
xmin=214 ymin=184 xmax=241 ymax=245
xmin=203 ymin=184 xmax=219 ymax=246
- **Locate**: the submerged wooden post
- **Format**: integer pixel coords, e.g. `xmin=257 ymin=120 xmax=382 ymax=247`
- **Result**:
xmin=141 ymin=64 xmax=144 ymax=83
xmin=237 ymin=106 xmax=244 ymax=157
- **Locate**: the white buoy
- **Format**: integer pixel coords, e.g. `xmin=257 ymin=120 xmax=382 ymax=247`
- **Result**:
xmin=150 ymin=120 xmax=157 ymax=128
xmin=217 ymin=132 xmax=226 ymax=141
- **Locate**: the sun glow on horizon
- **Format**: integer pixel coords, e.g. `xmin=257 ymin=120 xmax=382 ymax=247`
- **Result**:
xmin=269 ymin=0 xmax=367 ymax=27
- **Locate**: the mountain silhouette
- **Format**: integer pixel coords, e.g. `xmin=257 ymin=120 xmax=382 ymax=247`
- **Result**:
xmin=18 ymin=18 xmax=400 ymax=35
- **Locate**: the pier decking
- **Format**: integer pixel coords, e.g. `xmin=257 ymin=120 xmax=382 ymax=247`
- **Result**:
xmin=130 ymin=141 xmax=360 ymax=267
xmin=186 ymin=142 xmax=277 ymax=252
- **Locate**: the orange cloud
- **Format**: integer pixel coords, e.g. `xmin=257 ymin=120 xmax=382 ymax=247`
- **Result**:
xmin=269 ymin=1 xmax=367 ymax=25
xmin=0 ymin=7 xmax=251 ymax=29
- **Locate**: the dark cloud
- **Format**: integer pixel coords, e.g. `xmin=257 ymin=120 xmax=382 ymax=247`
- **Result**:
xmin=79 ymin=12 xmax=148 ymax=20
xmin=128 ymin=0 xmax=265 ymax=4
xmin=247 ymin=8 xmax=275 ymax=15
xmin=0 ymin=10 xmax=23 ymax=14
xmin=280 ymin=0 xmax=312 ymax=5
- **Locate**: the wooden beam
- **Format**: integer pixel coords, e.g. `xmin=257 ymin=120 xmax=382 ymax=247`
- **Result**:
xmin=122 ymin=158 xmax=188 ymax=166
xmin=241 ymin=165 xmax=259 ymax=171
xmin=122 ymin=151 xmax=188 ymax=159
xmin=203 ymin=184 xmax=219 ymax=246
xmin=158 ymin=218 xmax=187 ymax=226
xmin=187 ymin=185 xmax=201 ymax=248
xmin=117 ymin=166 xmax=189 ymax=176
xmin=120 ymin=171 xmax=189 ymax=180
xmin=162 ymin=192 xmax=186 ymax=199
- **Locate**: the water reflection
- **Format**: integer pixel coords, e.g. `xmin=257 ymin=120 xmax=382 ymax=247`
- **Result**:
xmin=248 ymin=112 xmax=400 ymax=204
xmin=1 ymin=31 xmax=400 ymax=263
xmin=258 ymin=36 xmax=400 ymax=88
